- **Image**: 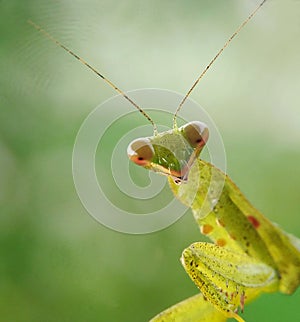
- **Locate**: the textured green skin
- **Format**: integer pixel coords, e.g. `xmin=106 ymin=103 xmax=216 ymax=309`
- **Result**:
xmin=180 ymin=242 xmax=277 ymax=319
xmin=168 ymin=159 xmax=300 ymax=295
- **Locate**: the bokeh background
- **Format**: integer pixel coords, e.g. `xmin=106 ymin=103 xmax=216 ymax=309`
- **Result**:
xmin=1 ymin=0 xmax=300 ymax=321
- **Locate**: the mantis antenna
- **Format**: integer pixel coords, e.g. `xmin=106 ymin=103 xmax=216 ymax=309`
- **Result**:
xmin=27 ymin=19 xmax=158 ymax=135
xmin=173 ymin=0 xmax=267 ymax=129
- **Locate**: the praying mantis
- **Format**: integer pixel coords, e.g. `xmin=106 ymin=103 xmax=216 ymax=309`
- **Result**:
xmin=29 ymin=0 xmax=300 ymax=321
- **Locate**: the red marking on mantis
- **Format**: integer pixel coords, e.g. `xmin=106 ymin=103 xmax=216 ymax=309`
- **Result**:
xmin=201 ymin=224 xmax=213 ymax=235
xmin=217 ymin=238 xmax=227 ymax=247
xmin=247 ymin=215 xmax=260 ymax=228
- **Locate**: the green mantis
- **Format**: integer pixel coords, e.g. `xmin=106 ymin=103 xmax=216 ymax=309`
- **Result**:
xmin=128 ymin=119 xmax=300 ymax=321
xmin=29 ymin=0 xmax=300 ymax=321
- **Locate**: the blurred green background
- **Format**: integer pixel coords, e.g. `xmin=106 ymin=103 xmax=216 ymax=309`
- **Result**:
xmin=1 ymin=0 xmax=299 ymax=321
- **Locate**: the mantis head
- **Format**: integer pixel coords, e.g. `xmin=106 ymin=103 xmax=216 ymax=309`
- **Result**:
xmin=127 ymin=121 xmax=209 ymax=181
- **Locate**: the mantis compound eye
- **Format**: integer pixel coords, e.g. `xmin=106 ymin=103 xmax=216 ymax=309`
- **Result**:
xmin=182 ymin=121 xmax=209 ymax=148
xmin=127 ymin=138 xmax=154 ymax=166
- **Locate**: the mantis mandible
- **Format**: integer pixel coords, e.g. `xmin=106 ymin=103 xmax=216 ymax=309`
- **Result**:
xmin=29 ymin=0 xmax=300 ymax=321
